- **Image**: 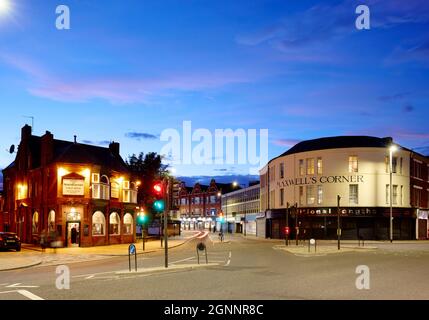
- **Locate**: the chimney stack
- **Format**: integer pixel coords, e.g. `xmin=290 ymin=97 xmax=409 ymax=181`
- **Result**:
xmin=21 ymin=125 xmax=32 ymax=141
xmin=74 ymin=135 xmax=77 ymax=144
xmin=109 ymin=141 xmax=120 ymax=156
xmin=41 ymin=131 xmax=54 ymax=166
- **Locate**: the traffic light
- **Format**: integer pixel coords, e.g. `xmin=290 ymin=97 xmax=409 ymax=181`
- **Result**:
xmin=137 ymin=212 xmax=147 ymax=225
xmin=285 ymin=226 xmax=290 ymax=235
xmin=153 ymin=182 xmax=165 ymax=212
xmin=153 ymin=200 xmax=165 ymax=211
xmin=219 ymin=212 xmax=224 ymax=223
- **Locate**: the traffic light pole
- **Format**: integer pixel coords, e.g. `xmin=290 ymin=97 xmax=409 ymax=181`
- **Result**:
xmin=164 ymin=178 xmax=169 ymax=269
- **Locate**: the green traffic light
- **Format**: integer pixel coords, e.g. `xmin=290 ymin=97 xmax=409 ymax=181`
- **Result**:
xmin=153 ymin=200 xmax=165 ymax=211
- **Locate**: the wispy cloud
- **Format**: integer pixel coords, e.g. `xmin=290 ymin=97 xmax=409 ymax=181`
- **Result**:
xmin=378 ymin=92 xmax=411 ymax=102
xmin=81 ymin=140 xmax=111 ymax=146
xmin=125 ymin=132 xmax=159 ymax=140
xmin=0 ymin=54 xmax=253 ymax=104
xmin=272 ymin=138 xmax=302 ymax=147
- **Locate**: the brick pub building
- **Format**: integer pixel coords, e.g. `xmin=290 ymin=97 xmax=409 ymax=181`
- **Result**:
xmin=2 ymin=125 xmax=138 ymax=247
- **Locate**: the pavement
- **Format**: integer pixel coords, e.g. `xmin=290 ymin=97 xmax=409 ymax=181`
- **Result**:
xmin=0 ymin=231 xmax=201 ymax=271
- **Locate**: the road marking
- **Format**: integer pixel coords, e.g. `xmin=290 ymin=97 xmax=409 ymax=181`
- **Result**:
xmin=0 ymin=290 xmax=44 ymax=300
xmin=85 ymin=275 xmax=95 ymax=280
xmin=225 ymin=252 xmax=232 ymax=266
xmin=73 ymin=271 xmax=117 ymax=278
xmin=6 ymin=283 xmax=39 ymax=288
xmin=17 ymin=290 xmax=44 ymax=300
xmin=170 ymin=257 xmax=195 ymax=265
xmin=197 ymin=231 xmax=209 ymax=239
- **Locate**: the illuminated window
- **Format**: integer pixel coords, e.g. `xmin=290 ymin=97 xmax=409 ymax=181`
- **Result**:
xmin=92 ymin=211 xmax=105 ymax=236
xmin=317 ymin=158 xmax=323 ymax=175
xmin=32 ymin=211 xmax=39 ymax=234
xmin=109 ymin=212 xmax=120 ymax=235
xmin=306 ymin=158 xmax=315 ymax=175
xmin=299 ymin=160 xmax=305 ymax=176
xmin=317 ymin=186 xmax=323 ymax=204
xmin=299 ymin=186 xmax=304 ymax=205
xmin=92 ymin=173 xmax=100 ymax=183
xmin=48 ymin=210 xmax=55 ymax=232
xmin=123 ymin=213 xmax=133 ymax=235
xmin=349 ymin=185 xmax=359 ymax=205
xmin=349 ymin=156 xmax=358 ymax=173
xmin=306 ymin=186 xmax=316 ymax=205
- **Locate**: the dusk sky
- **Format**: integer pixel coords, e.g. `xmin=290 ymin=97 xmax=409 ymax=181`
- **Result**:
xmin=0 ymin=0 xmax=428 ymax=186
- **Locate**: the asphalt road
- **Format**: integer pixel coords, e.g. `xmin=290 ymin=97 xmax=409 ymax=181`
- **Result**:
xmin=1 ymin=234 xmax=429 ymax=300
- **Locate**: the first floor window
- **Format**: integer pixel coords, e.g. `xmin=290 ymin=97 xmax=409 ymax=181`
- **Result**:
xmin=299 ymin=160 xmax=305 ymax=176
xmin=306 ymin=186 xmax=316 ymax=205
xmin=48 ymin=210 xmax=55 ymax=232
xmin=280 ymin=188 xmax=284 ymax=206
xmin=299 ymin=186 xmax=304 ymax=205
xmin=317 ymin=185 xmax=323 ymax=204
xmin=392 ymin=185 xmax=398 ymax=205
xmin=92 ymin=211 xmax=105 ymax=236
xmin=349 ymin=184 xmax=359 ymax=205
xmin=123 ymin=213 xmax=133 ymax=235
xmin=349 ymin=156 xmax=358 ymax=173
xmin=109 ymin=212 xmax=120 ymax=235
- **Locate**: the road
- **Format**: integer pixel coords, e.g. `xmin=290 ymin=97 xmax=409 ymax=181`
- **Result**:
xmin=1 ymin=234 xmax=429 ymax=300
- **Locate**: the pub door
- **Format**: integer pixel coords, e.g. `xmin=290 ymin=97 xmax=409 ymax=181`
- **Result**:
xmin=66 ymin=222 xmax=81 ymax=247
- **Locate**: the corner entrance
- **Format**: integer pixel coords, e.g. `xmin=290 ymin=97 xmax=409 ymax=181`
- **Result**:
xmin=66 ymin=222 xmax=81 ymax=247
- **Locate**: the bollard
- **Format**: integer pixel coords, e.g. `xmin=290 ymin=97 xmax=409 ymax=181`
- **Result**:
xmin=128 ymin=244 xmax=137 ymax=272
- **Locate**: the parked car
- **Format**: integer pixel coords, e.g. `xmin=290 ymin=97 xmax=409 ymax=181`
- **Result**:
xmin=0 ymin=232 xmax=21 ymax=251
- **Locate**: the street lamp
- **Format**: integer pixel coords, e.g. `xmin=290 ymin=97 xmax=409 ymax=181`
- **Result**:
xmin=389 ymin=144 xmax=398 ymax=243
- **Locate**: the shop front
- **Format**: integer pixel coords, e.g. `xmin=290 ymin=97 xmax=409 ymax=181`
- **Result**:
xmin=417 ymin=210 xmax=428 ymax=240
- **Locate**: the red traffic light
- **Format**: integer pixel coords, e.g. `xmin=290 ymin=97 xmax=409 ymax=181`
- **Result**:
xmin=153 ymin=183 xmax=163 ymax=194
xmin=285 ymin=227 xmax=290 ymax=235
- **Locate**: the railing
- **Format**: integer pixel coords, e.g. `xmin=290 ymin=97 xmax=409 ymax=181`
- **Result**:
xmin=92 ymin=183 xmax=110 ymax=200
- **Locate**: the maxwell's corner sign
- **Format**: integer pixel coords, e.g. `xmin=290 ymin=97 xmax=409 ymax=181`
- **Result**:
xmin=277 ymin=175 xmax=364 ymax=187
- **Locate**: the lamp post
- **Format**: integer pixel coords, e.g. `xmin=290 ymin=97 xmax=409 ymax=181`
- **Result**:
xmin=337 ymin=195 xmax=341 ymax=250
xmin=389 ymin=145 xmax=398 ymax=243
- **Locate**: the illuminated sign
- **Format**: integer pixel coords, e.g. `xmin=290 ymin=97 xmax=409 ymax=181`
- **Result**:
xmin=277 ymin=175 xmax=364 ymax=187
xmin=63 ymin=179 xmax=84 ymax=196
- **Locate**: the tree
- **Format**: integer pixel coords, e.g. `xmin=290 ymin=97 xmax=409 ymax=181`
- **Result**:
xmin=126 ymin=152 xmax=169 ymax=218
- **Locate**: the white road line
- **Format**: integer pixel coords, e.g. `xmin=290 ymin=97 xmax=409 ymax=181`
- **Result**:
xmin=6 ymin=283 xmax=39 ymax=288
xmin=73 ymin=271 xmax=116 ymax=278
xmin=225 ymin=252 xmax=232 ymax=266
xmin=85 ymin=275 xmax=95 ymax=280
xmin=169 ymin=257 xmax=195 ymax=264
xmin=0 ymin=290 xmax=44 ymax=300
xmin=17 ymin=290 xmax=44 ymax=300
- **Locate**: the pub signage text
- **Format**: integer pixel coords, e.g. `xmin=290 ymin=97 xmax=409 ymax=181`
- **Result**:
xmin=277 ymin=175 xmax=364 ymax=187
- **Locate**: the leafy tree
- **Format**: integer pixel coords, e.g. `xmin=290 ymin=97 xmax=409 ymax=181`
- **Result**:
xmin=126 ymin=152 xmax=169 ymax=218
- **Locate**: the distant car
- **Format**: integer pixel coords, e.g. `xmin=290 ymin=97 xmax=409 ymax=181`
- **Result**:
xmin=0 ymin=232 xmax=21 ymax=252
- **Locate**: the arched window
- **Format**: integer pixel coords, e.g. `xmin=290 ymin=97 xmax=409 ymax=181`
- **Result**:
xmin=32 ymin=211 xmax=39 ymax=234
xmin=123 ymin=213 xmax=133 ymax=235
xmin=48 ymin=210 xmax=55 ymax=232
xmin=92 ymin=211 xmax=105 ymax=236
xmin=109 ymin=212 xmax=120 ymax=235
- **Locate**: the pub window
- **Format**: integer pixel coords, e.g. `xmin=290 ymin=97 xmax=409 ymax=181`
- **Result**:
xmin=299 ymin=186 xmax=304 ymax=205
xmin=317 ymin=158 xmax=323 ymax=175
xmin=280 ymin=163 xmax=284 ymax=179
xmin=109 ymin=212 xmax=120 ymax=235
xmin=48 ymin=210 xmax=55 ymax=233
xmin=306 ymin=158 xmax=315 ymax=175
xmin=124 ymin=213 xmax=133 ymax=234
xmin=349 ymin=156 xmax=358 ymax=173
xmin=306 ymin=185 xmax=316 ymax=205
xmin=92 ymin=211 xmax=105 ymax=236
xmin=385 ymin=156 xmax=389 ymax=173
xmin=92 ymin=173 xmax=100 ymax=183
xmin=123 ymin=181 xmax=130 ymax=189
xmin=299 ymin=160 xmax=305 ymax=176
xmin=349 ymin=184 xmax=359 ymax=205
xmin=32 ymin=211 xmax=39 ymax=234
xmin=280 ymin=188 xmax=284 ymax=206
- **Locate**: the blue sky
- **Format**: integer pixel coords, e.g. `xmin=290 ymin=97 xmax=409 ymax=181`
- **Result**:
xmin=0 ymin=0 xmax=428 ymax=186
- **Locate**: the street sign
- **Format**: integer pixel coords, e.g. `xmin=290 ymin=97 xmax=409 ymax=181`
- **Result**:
xmin=129 ymin=244 xmax=136 ymax=255
xmin=128 ymin=244 xmax=137 ymax=272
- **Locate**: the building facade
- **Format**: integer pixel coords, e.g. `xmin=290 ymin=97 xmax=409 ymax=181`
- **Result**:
xmin=2 ymin=125 xmax=138 ymax=247
xmin=178 ymin=179 xmax=236 ymax=230
xmin=221 ymin=183 xmax=261 ymax=235
xmin=260 ymin=136 xmax=429 ymax=240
